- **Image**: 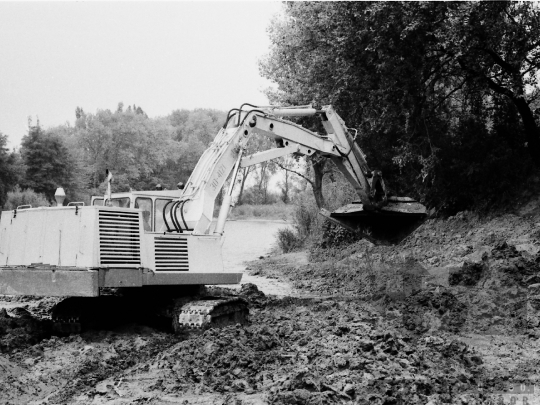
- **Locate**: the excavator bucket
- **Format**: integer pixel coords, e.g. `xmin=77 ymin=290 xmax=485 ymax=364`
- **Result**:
xmin=320 ymin=197 xmax=427 ymax=244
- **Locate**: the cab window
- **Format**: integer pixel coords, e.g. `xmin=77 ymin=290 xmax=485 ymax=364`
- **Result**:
xmin=110 ymin=198 xmax=130 ymax=208
xmin=135 ymin=197 xmax=152 ymax=231
xmin=92 ymin=198 xmax=104 ymax=206
xmin=155 ymin=199 xmax=172 ymax=233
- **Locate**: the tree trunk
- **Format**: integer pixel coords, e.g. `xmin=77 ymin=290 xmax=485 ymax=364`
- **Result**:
xmin=311 ymin=158 xmax=326 ymax=209
xmin=282 ymin=168 xmax=290 ymax=203
xmin=512 ymin=97 xmax=540 ymax=168
xmin=237 ymin=167 xmax=251 ymax=205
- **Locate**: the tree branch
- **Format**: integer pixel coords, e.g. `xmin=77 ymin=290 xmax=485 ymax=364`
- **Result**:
xmin=457 ymin=57 xmax=516 ymax=99
xmin=432 ymin=78 xmax=468 ymax=111
xmin=483 ymin=48 xmax=518 ymax=74
xmin=275 ymin=161 xmax=314 ymax=186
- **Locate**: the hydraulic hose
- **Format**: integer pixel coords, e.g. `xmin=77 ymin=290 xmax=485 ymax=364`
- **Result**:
xmin=179 ymin=200 xmax=192 ymax=231
xmin=236 ymin=103 xmax=260 ymax=126
xmin=240 ymin=109 xmax=266 ymax=127
xmin=223 ymin=109 xmax=241 ymax=128
xmin=170 ymin=200 xmax=182 ymax=233
xmin=162 ymin=200 xmax=174 ymax=232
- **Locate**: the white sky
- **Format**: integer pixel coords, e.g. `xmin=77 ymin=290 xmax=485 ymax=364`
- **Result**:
xmin=0 ymin=1 xmax=283 ymax=149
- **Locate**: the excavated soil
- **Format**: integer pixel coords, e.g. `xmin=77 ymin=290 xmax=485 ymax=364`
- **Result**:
xmin=3 ymin=202 xmax=540 ymax=403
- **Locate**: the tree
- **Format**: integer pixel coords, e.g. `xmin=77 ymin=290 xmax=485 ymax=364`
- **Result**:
xmin=20 ymin=124 xmax=76 ymax=201
xmin=65 ymin=105 xmax=227 ymax=194
xmin=436 ymin=2 xmax=540 ymax=166
xmin=260 ymin=2 xmax=538 ymax=211
xmin=253 ymin=159 xmax=277 ymax=204
xmin=235 ymin=134 xmax=279 ymax=205
xmin=74 ymin=107 xmax=178 ymax=191
xmin=276 ymin=155 xmax=311 ymax=204
xmin=169 ymin=108 xmax=226 ymax=144
xmin=0 ymin=133 xmax=18 ymax=207
xmin=236 ymin=165 xmax=255 ymax=205
xmin=273 ymin=153 xmax=331 ymax=209
xmin=75 ymin=106 xmax=85 ymax=119
xmin=164 ymin=108 xmax=227 ymax=188
xmin=277 ymin=156 xmax=295 ymax=203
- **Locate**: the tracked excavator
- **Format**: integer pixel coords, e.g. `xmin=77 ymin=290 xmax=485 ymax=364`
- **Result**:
xmin=0 ymin=105 xmax=425 ymax=333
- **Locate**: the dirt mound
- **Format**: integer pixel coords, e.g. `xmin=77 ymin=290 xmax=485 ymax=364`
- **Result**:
xmin=239 ymin=283 xmax=267 ymax=308
xmin=402 ymin=287 xmax=468 ymax=334
xmin=0 ymin=308 xmax=52 ymax=353
xmin=449 ymin=261 xmax=486 ymax=286
xmin=85 ymin=300 xmax=485 ymax=404
xmin=491 ymin=241 xmax=540 ymax=286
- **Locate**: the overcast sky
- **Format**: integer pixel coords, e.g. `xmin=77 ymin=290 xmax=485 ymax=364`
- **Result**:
xmin=0 ymin=1 xmax=283 ymax=148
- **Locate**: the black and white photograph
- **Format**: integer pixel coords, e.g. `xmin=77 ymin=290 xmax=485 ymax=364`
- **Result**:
xmin=1 ymin=1 xmax=540 ymax=404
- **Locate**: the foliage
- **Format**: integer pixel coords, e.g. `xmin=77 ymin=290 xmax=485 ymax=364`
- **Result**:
xmin=274 ymin=195 xmax=322 ymax=251
xmin=169 ymin=108 xmax=225 ymax=144
xmin=0 ymin=133 xmax=19 ymax=208
xmin=276 ymin=227 xmax=303 ymax=253
xmin=41 ymin=105 xmax=227 ymax=200
xmin=291 ymin=196 xmax=320 ymax=240
xmin=238 ymin=186 xmax=280 ymax=206
xmin=3 ymin=186 xmax=49 ymax=210
xmin=237 ymin=135 xmax=279 ymax=205
xmin=73 ymin=107 xmax=178 ymax=192
xmin=20 ymin=124 xmax=78 ymax=201
xmin=1 ymin=106 xmax=230 ymax=205
xmin=227 ymin=203 xmax=294 ymax=221
xmin=166 ymin=108 xmax=227 ymax=187
xmin=260 ymin=2 xmax=540 ymax=213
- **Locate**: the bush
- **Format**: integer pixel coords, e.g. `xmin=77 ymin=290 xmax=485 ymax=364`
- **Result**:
xmin=291 ymin=198 xmax=320 ymax=240
xmin=273 ymin=196 xmax=322 ymax=252
xmin=3 ymin=186 xmax=50 ymax=210
xmin=235 ymin=205 xmax=248 ymax=217
xmin=276 ymin=227 xmax=303 ymax=253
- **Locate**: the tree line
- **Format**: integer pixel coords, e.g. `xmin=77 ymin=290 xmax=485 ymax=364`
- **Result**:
xmin=260 ymin=1 xmax=540 ymax=213
xmin=0 ymin=104 xmax=301 ymax=209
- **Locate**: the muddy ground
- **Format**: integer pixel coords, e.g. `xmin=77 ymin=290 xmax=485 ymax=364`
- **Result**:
xmin=3 ymin=201 xmax=540 ymax=404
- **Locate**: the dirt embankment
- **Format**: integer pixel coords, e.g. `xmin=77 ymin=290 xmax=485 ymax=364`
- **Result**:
xmin=245 ymin=203 xmax=540 ymax=402
xmin=2 ymin=200 xmax=540 ymax=404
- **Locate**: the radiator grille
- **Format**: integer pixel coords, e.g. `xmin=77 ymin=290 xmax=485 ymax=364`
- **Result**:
xmin=99 ymin=210 xmax=141 ymax=266
xmin=154 ymin=236 xmax=189 ymax=271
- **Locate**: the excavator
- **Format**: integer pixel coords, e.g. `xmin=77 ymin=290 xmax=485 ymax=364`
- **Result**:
xmin=0 ymin=105 xmax=425 ymax=333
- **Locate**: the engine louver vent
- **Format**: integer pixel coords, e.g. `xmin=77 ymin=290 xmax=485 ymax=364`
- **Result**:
xmin=154 ymin=236 xmax=189 ymax=271
xmin=99 ymin=210 xmax=141 ymax=266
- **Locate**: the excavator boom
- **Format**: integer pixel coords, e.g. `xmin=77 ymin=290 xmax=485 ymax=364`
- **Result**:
xmin=168 ymin=104 xmax=426 ymax=243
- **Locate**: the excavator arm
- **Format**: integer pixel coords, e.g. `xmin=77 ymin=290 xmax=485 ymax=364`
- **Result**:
xmin=169 ymin=105 xmax=425 ymax=242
